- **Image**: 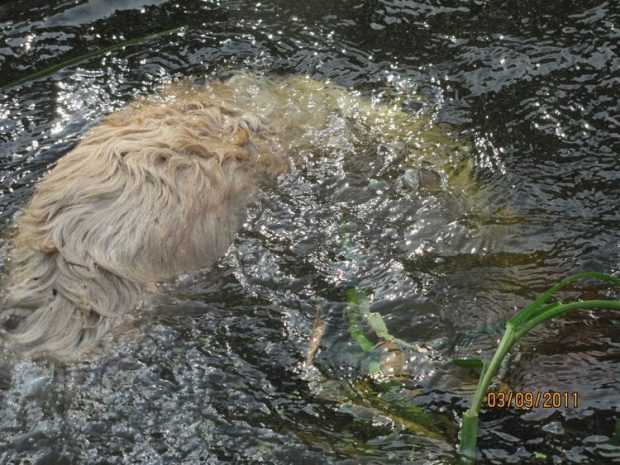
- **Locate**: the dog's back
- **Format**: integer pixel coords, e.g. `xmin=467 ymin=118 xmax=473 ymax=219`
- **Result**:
xmin=4 ymin=75 xmax=292 ymax=359
xmin=2 ymin=72 xmax=456 ymax=361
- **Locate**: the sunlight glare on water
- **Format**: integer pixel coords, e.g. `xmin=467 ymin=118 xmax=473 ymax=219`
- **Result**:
xmin=0 ymin=0 xmax=619 ymax=463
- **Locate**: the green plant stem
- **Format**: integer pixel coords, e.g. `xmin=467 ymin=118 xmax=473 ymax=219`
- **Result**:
xmin=458 ymin=272 xmax=620 ymax=464
xmin=459 ymin=412 xmax=479 ymax=464
xmin=1 ymin=26 xmax=186 ymax=91
xmin=516 ymin=299 xmax=620 ymax=338
xmin=468 ymin=324 xmax=515 ymax=415
xmin=344 ymin=303 xmax=375 ymax=352
xmin=344 ymin=289 xmax=375 ymax=352
xmin=510 ymin=272 xmax=620 ymax=327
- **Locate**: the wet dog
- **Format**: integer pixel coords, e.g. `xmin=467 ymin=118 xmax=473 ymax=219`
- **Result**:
xmin=2 ymin=72 xmax=457 ymax=360
xmin=1 ymin=73 xmax=364 ymax=360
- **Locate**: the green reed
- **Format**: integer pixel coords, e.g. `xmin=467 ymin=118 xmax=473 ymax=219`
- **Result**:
xmin=1 ymin=26 xmax=186 ymax=92
xmin=454 ymin=271 xmax=620 ymax=463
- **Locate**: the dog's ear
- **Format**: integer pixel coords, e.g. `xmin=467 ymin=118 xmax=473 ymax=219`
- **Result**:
xmin=235 ymin=128 xmax=250 ymax=147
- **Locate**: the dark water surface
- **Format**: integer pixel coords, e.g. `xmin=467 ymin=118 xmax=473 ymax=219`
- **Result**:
xmin=1 ymin=0 xmax=619 ymax=463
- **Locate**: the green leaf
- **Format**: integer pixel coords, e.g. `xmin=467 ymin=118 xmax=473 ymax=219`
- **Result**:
xmin=458 ymin=272 xmax=620 ymax=464
xmin=366 ymin=312 xmax=394 ymax=341
xmin=1 ymin=26 xmax=187 ymax=91
xmin=450 ymin=359 xmax=485 ymax=369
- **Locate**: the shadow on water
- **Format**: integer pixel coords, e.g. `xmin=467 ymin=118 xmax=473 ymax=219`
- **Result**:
xmin=0 ymin=0 xmax=619 ymax=463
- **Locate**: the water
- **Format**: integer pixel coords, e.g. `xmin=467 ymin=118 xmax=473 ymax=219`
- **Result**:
xmin=1 ymin=0 xmax=619 ymax=463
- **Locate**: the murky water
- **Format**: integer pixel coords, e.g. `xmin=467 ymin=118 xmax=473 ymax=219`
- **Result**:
xmin=1 ymin=0 xmax=619 ymax=463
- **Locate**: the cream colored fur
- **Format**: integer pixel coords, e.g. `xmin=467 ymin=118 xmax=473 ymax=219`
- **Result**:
xmin=4 ymin=73 xmax=305 ymax=360
xmin=3 ymin=72 xmax=458 ymax=361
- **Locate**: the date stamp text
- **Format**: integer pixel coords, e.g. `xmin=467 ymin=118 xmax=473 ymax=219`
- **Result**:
xmin=486 ymin=391 xmax=579 ymax=409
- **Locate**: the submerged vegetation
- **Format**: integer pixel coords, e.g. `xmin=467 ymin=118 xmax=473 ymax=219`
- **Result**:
xmin=308 ymin=268 xmax=620 ymax=463
xmin=5 ymin=21 xmax=618 ymax=465
xmin=455 ymin=271 xmax=620 ymax=463
xmin=0 ymin=26 xmax=186 ymax=92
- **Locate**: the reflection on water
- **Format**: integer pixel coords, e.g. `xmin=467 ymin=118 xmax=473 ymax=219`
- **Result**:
xmin=1 ymin=0 xmax=619 ymax=463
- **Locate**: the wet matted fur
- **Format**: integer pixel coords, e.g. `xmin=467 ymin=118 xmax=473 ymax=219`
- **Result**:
xmin=3 ymin=73 xmax=302 ymax=360
xmin=2 ymin=72 xmax=458 ymax=361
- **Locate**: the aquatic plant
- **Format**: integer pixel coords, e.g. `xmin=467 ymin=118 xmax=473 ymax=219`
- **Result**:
xmin=454 ymin=271 xmax=620 ymax=463
xmin=306 ymin=286 xmax=455 ymax=444
xmin=0 ymin=26 xmax=186 ymax=91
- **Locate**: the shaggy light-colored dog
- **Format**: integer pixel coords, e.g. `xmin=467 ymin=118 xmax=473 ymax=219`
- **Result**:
xmin=2 ymin=72 xmax=455 ymax=360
